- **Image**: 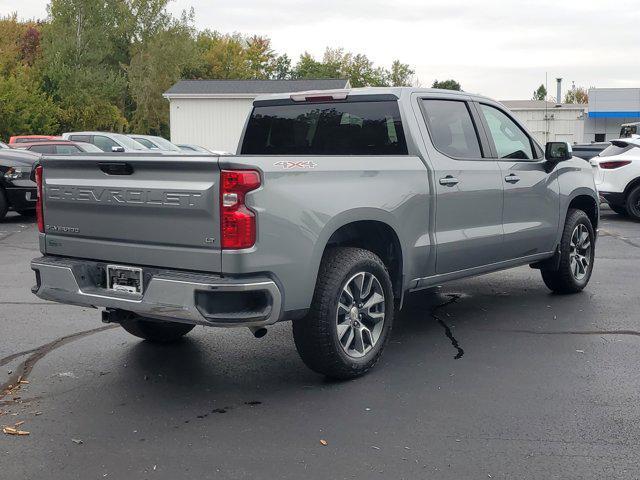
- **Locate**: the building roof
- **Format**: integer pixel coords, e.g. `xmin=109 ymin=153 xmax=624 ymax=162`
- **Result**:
xmin=500 ymin=100 xmax=587 ymax=110
xmin=164 ymin=79 xmax=350 ymax=98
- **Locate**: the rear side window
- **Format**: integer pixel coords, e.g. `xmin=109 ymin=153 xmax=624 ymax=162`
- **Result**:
xmin=28 ymin=145 xmax=55 ymax=154
xmin=480 ymin=104 xmax=534 ymax=160
xmin=422 ymin=99 xmax=483 ymax=159
xmin=69 ymin=135 xmax=91 ymax=143
xmin=55 ymin=145 xmax=81 ymax=154
xmin=241 ymin=100 xmax=408 ymax=155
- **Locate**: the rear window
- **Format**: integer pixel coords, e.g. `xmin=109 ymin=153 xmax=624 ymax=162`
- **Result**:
xmin=599 ymin=144 xmax=635 ymax=157
xmin=240 ymin=100 xmax=408 ymax=155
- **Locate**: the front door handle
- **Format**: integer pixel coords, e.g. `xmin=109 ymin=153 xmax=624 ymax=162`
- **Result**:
xmin=439 ymin=175 xmax=459 ymax=186
xmin=504 ymin=174 xmax=520 ymax=184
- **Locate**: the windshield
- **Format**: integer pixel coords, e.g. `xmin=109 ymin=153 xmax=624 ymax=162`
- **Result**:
xmin=113 ymin=134 xmax=148 ymax=150
xmin=148 ymin=136 xmax=181 ymax=151
xmin=132 ymin=137 xmax=159 ymax=149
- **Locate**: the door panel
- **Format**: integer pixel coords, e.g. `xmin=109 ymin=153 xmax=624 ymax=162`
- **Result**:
xmin=417 ymin=97 xmax=504 ymax=275
xmin=434 ymin=161 xmax=504 ymax=273
xmin=499 ymin=161 xmax=560 ymax=257
xmin=475 ymin=102 xmax=560 ymax=259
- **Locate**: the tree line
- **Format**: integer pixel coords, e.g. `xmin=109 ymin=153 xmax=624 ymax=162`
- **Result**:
xmin=0 ymin=0 xmax=423 ymax=140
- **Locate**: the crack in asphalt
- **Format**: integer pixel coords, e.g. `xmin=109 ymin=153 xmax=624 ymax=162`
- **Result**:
xmin=599 ymin=228 xmax=640 ymax=249
xmin=431 ymin=294 xmax=464 ymax=359
xmin=491 ymin=329 xmax=640 ymax=337
xmin=0 ymin=325 xmax=118 ymax=401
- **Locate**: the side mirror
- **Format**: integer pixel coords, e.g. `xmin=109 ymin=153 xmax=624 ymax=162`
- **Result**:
xmin=545 ymin=141 xmax=572 ymax=162
xmin=111 ymin=146 xmax=125 ymax=153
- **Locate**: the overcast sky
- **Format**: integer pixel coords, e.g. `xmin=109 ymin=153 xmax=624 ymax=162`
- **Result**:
xmin=6 ymin=0 xmax=640 ymax=99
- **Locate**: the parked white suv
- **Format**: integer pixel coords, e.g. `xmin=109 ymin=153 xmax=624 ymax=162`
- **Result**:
xmin=591 ymin=137 xmax=640 ymax=219
xmin=62 ymin=132 xmax=149 ymax=152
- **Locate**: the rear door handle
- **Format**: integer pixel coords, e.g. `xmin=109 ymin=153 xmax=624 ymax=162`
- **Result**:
xmin=504 ymin=174 xmax=520 ymax=184
xmin=439 ymin=175 xmax=459 ymax=186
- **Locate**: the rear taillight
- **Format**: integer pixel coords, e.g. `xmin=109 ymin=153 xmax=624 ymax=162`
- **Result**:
xmin=600 ymin=160 xmax=631 ymax=169
xmin=35 ymin=165 xmax=44 ymax=233
xmin=220 ymin=169 xmax=260 ymax=249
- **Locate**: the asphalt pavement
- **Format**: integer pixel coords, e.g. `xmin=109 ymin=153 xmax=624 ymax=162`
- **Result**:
xmin=1 ymin=207 xmax=639 ymax=480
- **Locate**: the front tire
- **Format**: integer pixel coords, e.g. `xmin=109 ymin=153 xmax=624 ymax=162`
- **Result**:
xmin=625 ymin=185 xmax=640 ymax=221
xmin=541 ymin=209 xmax=595 ymax=294
xmin=0 ymin=189 xmax=8 ymax=221
xmin=120 ymin=314 xmax=195 ymax=343
xmin=293 ymin=247 xmax=394 ymax=380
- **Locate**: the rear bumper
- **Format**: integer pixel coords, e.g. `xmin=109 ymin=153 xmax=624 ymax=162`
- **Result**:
xmin=599 ymin=191 xmax=625 ymax=206
xmin=31 ymin=256 xmax=282 ymax=328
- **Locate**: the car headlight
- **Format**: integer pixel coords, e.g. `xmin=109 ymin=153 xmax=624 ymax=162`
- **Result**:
xmin=4 ymin=166 xmax=32 ymax=181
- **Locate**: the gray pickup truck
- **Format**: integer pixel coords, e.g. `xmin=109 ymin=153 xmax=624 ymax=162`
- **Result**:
xmin=31 ymin=87 xmax=598 ymax=379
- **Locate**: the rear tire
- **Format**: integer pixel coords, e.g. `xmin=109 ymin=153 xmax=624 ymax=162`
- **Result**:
xmin=541 ymin=209 xmax=595 ymax=294
xmin=608 ymin=204 xmax=628 ymax=216
xmin=292 ymin=247 xmax=394 ymax=380
xmin=0 ymin=189 xmax=8 ymax=221
xmin=16 ymin=209 xmax=36 ymax=217
xmin=625 ymin=185 xmax=640 ymax=221
xmin=120 ymin=314 xmax=195 ymax=343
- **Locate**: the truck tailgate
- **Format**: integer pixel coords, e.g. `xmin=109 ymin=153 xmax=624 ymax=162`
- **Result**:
xmin=40 ymin=154 xmax=222 ymax=273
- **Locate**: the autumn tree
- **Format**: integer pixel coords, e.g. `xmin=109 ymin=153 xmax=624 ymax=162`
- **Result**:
xmin=564 ymin=87 xmax=589 ymax=104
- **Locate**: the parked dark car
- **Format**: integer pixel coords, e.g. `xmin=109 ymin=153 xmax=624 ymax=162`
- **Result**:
xmin=0 ymin=148 xmax=40 ymax=220
xmin=571 ymin=142 xmax=610 ymax=161
xmin=10 ymin=140 xmax=102 ymax=154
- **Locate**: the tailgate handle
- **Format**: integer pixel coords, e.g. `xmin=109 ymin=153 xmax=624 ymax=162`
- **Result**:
xmin=99 ymin=162 xmax=134 ymax=175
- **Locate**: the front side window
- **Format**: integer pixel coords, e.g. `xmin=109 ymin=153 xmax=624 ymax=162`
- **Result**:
xmin=241 ymin=100 xmax=408 ymax=155
xmin=422 ymin=99 xmax=483 ymax=159
xmin=93 ymin=135 xmax=119 ymax=152
xmin=480 ymin=104 xmax=534 ymax=160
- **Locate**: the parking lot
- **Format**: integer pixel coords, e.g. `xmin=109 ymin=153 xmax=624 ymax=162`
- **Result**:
xmin=1 ymin=206 xmax=639 ymax=479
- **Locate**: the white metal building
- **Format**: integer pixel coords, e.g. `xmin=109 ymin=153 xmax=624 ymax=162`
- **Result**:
xmin=163 ymin=79 xmax=349 ymax=153
xmin=584 ymin=88 xmax=640 ymax=142
xmin=500 ymin=100 xmax=587 ymax=145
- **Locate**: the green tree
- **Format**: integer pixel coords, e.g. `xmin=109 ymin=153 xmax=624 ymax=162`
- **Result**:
xmin=564 ymin=87 xmax=589 ymax=104
xmin=272 ymin=54 xmax=292 ymax=80
xmin=532 ymin=84 xmax=547 ymax=101
xmin=432 ymin=79 xmax=462 ymax=91
xmin=127 ymin=21 xmax=197 ymax=135
xmin=0 ymin=71 xmax=60 ymax=139
xmin=389 ymin=60 xmax=414 ymax=86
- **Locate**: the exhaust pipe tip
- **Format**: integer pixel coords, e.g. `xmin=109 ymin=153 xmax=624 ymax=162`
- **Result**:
xmin=249 ymin=326 xmax=267 ymax=338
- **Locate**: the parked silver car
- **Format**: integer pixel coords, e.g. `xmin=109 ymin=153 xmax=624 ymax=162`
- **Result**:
xmin=62 ymin=132 xmax=149 ymax=152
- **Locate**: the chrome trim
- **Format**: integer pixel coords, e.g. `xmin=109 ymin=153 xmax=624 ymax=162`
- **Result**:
xmin=31 ymin=257 xmax=282 ymax=328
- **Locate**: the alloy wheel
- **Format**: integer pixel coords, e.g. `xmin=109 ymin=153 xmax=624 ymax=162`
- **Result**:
xmin=336 ymin=272 xmax=386 ymax=358
xmin=569 ymin=224 xmax=592 ymax=281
